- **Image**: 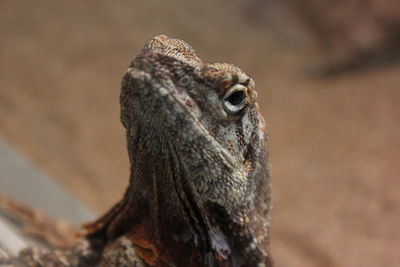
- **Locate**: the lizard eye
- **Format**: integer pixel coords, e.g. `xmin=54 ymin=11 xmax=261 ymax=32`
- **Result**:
xmin=222 ymin=84 xmax=248 ymax=115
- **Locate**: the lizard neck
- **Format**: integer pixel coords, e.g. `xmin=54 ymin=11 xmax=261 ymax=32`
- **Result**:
xmin=104 ymin=129 xmax=207 ymax=266
xmin=101 ymin=126 xmax=272 ymax=266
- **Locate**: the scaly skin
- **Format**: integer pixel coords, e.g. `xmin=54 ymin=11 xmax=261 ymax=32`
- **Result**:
xmin=2 ymin=35 xmax=272 ymax=267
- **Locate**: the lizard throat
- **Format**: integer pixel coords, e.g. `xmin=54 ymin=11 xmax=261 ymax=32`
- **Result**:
xmin=108 ymin=129 xmax=213 ymax=266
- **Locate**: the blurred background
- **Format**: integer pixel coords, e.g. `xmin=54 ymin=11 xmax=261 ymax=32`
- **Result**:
xmin=0 ymin=1 xmax=399 ymax=266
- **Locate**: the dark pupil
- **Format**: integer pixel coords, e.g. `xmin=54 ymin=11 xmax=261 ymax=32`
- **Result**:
xmin=226 ymin=91 xmax=245 ymax=105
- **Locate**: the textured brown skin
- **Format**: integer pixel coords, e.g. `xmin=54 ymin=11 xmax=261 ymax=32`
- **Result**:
xmin=2 ymin=35 xmax=272 ymax=267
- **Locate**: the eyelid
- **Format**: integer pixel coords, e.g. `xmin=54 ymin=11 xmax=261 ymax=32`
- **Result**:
xmin=224 ymin=84 xmax=248 ymax=99
xmin=222 ymin=84 xmax=249 ymax=115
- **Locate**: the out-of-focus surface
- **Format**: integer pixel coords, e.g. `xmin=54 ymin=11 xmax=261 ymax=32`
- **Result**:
xmin=0 ymin=1 xmax=399 ymax=266
xmin=255 ymin=0 xmax=400 ymax=72
xmin=0 ymin=139 xmax=94 ymax=224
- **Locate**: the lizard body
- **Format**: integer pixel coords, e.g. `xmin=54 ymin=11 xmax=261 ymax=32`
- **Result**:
xmin=1 ymin=35 xmax=272 ymax=267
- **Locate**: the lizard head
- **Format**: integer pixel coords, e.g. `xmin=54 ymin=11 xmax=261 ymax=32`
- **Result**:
xmin=119 ymin=35 xmax=272 ymax=266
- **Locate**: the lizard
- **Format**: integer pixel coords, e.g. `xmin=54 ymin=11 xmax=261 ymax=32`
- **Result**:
xmin=0 ymin=34 xmax=272 ymax=267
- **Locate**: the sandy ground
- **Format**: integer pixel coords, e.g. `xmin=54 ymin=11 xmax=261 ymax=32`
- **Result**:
xmin=0 ymin=1 xmax=399 ymax=266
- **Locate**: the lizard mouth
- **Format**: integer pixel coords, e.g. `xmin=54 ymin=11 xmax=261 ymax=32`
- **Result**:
xmin=122 ymin=62 xmax=227 ymax=263
xmin=124 ymin=62 xmax=238 ymax=171
xmin=122 ymin=54 xmax=251 ymax=214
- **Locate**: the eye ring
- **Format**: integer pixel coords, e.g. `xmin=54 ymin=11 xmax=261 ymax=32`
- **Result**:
xmin=222 ymin=84 xmax=248 ymax=115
